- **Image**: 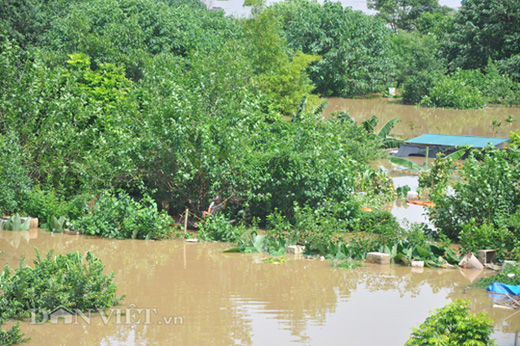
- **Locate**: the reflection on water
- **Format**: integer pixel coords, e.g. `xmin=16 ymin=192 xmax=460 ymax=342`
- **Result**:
xmin=0 ymin=231 xmax=518 ymax=345
xmin=325 ymin=97 xmax=520 ymax=139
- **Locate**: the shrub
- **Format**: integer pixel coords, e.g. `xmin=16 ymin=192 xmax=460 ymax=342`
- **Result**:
xmin=197 ymin=215 xmax=246 ymax=243
xmin=474 ymin=262 xmax=520 ymax=288
xmin=421 ymin=70 xmax=486 ymax=109
xmin=406 ymin=299 xmax=496 ymax=346
xmin=0 ymin=250 xmax=122 ymax=320
xmin=0 ymin=132 xmax=32 ymax=216
xmin=430 ymin=146 xmax=520 ymax=239
xmin=72 ymin=191 xmax=174 ymax=240
xmin=22 ymin=187 xmax=90 ymax=225
xmin=459 ymin=222 xmax=518 ymax=261
xmin=510 ymin=130 xmax=520 ymax=147
xmin=293 ymin=203 xmax=347 ymax=254
xmin=0 ymin=320 xmax=29 ymax=345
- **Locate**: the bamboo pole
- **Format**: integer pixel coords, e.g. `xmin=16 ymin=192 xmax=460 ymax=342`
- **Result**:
xmin=184 ymin=208 xmax=188 ymax=235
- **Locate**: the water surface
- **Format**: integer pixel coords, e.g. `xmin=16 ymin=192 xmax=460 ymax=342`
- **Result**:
xmin=1 ymin=231 xmax=518 ymax=345
xmin=326 ymin=97 xmax=520 ymax=139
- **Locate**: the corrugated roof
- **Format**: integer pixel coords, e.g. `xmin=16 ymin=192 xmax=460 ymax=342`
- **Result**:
xmin=405 ymin=134 xmax=510 ymax=148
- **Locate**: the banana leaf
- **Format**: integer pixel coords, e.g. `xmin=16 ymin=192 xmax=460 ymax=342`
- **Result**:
xmin=388 ymin=156 xmax=422 ymax=171
xmin=3 ymin=214 xmax=30 ymax=231
xmin=223 ymin=247 xmax=241 ymax=253
xmin=377 ymin=117 xmax=400 ymax=140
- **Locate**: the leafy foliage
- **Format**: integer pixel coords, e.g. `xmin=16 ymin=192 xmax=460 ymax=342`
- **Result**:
xmin=420 ymin=67 xmax=520 ymax=109
xmin=0 ymin=320 xmax=29 ymax=345
xmin=271 ymin=0 xmax=394 ymax=97
xmin=0 ymin=249 xmax=122 ymax=320
xmin=0 ymin=132 xmax=32 ymax=216
xmin=392 ymin=31 xmax=446 ymax=104
xmin=418 ymin=69 xmax=483 ymax=109
xmin=474 ymin=262 xmax=520 ymax=288
xmin=22 ymin=187 xmax=89 ymax=224
xmin=2 ymin=214 xmax=31 ymax=231
xmin=198 ymin=215 xmax=246 ymax=243
xmin=430 ymin=146 xmax=520 ymax=240
xmin=368 ymin=0 xmax=450 ymax=32
xmin=418 ymin=149 xmax=467 ymax=195
xmin=511 ymin=130 xmax=520 ymax=146
xmin=406 ymin=299 xmax=496 ymax=346
xmin=443 ymin=0 xmax=520 ymax=80
xmin=72 ymin=191 xmax=174 ymax=240
xmin=459 ymin=222 xmax=519 ymax=262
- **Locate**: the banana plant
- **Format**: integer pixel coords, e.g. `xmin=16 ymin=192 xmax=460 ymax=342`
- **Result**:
xmin=389 ymin=147 xmax=468 ymax=172
xmin=3 ymin=213 xmax=31 ymax=231
xmin=48 ymin=215 xmax=69 ymax=233
xmin=338 ymin=113 xmax=402 ymax=148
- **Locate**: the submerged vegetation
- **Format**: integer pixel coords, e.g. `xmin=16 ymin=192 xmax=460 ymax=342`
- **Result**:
xmin=0 ymin=250 xmax=122 ymax=321
xmin=0 ymin=0 xmax=519 ymax=342
xmin=406 ymin=299 xmax=496 ymax=346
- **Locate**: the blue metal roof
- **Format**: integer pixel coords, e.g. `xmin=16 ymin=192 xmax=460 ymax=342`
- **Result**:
xmin=405 ymin=134 xmax=510 ymax=148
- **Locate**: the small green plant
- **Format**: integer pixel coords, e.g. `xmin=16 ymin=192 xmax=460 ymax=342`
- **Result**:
xmin=198 ymin=214 xmax=245 ymax=243
xmin=48 ymin=215 xmax=69 ymax=233
xmin=510 ymin=129 xmax=520 ymax=146
xmin=396 ymin=185 xmax=411 ymax=199
xmin=2 ymin=214 xmax=30 ymax=231
xmin=459 ymin=222 xmax=518 ymax=261
xmin=22 ymin=188 xmax=89 ymax=225
xmin=0 ymin=249 xmax=123 ymax=321
xmin=406 ymin=299 xmax=496 ymax=346
xmin=474 ymin=262 xmax=520 ymax=288
xmin=262 ymin=256 xmax=289 ymax=264
xmin=72 ymin=191 xmax=174 ymax=240
xmin=332 ymin=259 xmax=362 ymax=269
xmin=0 ymin=320 xmax=29 ymax=345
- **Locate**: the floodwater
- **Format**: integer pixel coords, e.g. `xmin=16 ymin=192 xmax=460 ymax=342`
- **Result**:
xmin=1 ymin=230 xmax=519 ymax=345
xmin=337 ymin=97 xmax=520 ymax=225
xmin=325 ymin=97 xmax=520 ymax=139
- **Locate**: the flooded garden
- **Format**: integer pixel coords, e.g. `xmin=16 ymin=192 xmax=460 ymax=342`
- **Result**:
xmin=1 ymin=99 xmax=520 ymax=345
xmin=2 ymin=0 xmax=520 ymax=344
xmin=1 ymin=230 xmax=519 ymax=346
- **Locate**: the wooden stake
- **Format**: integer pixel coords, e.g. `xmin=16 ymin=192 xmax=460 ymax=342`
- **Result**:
xmin=515 ymin=330 xmax=518 ymax=346
xmin=184 ymin=208 xmax=188 ymax=235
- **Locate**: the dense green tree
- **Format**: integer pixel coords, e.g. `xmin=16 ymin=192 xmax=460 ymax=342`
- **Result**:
xmin=391 ymin=31 xmax=446 ymax=104
xmin=443 ymin=0 xmax=520 ymax=79
xmin=271 ymin=0 xmax=394 ymax=97
xmin=367 ymin=0 xmax=450 ymax=32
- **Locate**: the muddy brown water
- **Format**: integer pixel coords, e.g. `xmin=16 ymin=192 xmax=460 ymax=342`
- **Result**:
xmin=1 ymin=230 xmax=518 ymax=345
xmin=325 ymin=97 xmax=520 ymax=139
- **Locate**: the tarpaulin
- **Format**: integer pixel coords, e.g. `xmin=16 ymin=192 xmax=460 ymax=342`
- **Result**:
xmin=486 ymin=282 xmax=520 ymax=295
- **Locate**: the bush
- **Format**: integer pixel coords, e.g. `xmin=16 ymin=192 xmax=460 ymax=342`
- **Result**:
xmin=430 ymin=146 xmax=520 ymax=239
xmin=0 ymin=320 xmax=29 ymax=345
xmin=197 ymin=215 xmax=246 ymax=243
xmin=459 ymin=222 xmax=518 ymax=261
xmin=418 ymin=65 xmax=520 ymax=109
xmin=0 ymin=249 xmax=122 ymax=320
xmin=0 ymin=132 xmax=32 ymax=216
xmin=21 ymin=187 xmax=90 ymax=225
xmin=420 ymin=70 xmax=486 ymax=109
xmin=406 ymin=299 xmax=496 ymax=346
xmin=72 ymin=191 xmax=174 ymax=240
xmin=475 ymin=262 xmax=520 ymax=288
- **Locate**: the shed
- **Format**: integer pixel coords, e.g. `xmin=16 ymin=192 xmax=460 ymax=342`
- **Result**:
xmin=395 ymin=134 xmax=510 ymax=157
